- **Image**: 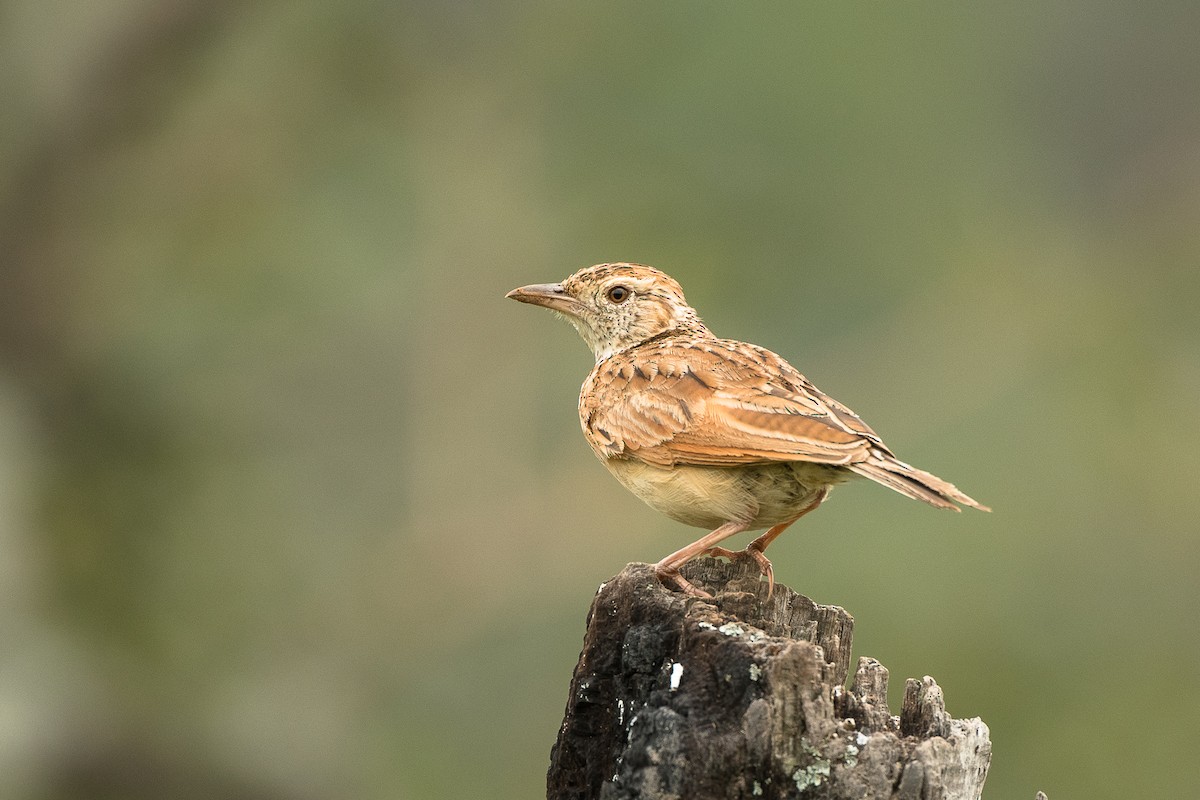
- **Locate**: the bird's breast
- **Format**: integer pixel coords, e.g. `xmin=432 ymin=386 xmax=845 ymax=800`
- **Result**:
xmin=602 ymin=457 xmax=848 ymax=530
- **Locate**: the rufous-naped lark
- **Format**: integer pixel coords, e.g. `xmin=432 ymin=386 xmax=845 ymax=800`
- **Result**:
xmin=508 ymin=263 xmax=987 ymax=598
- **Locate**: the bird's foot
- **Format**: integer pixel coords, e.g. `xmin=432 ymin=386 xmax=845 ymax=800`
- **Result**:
xmin=700 ymin=546 xmax=741 ymax=561
xmin=700 ymin=544 xmax=777 ymax=598
xmin=653 ymin=563 xmax=714 ymax=599
xmin=744 ymin=542 xmax=776 ymax=599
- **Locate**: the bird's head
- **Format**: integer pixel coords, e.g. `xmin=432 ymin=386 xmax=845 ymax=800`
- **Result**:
xmin=507 ymin=263 xmax=707 ymax=361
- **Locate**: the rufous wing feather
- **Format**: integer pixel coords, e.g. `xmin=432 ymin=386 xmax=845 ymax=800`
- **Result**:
xmin=582 ymin=338 xmax=876 ymax=468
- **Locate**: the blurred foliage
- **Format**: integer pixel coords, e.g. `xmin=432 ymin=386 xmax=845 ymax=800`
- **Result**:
xmin=1 ymin=2 xmax=1197 ymax=798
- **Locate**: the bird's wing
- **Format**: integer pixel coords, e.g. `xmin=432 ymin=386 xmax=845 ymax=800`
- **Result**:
xmin=580 ymin=338 xmax=883 ymax=468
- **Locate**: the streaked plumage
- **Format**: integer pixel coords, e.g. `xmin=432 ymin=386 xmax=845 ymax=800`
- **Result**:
xmin=508 ymin=263 xmax=987 ymax=597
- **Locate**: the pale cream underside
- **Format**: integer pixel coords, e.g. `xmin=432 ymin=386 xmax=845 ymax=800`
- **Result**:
xmin=603 ymin=457 xmax=852 ymax=530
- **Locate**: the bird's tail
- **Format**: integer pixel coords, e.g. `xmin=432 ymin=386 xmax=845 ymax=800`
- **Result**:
xmin=849 ymin=449 xmax=990 ymax=512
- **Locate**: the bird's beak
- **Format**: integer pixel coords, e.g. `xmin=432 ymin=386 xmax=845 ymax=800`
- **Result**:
xmin=505 ymin=283 xmax=581 ymax=315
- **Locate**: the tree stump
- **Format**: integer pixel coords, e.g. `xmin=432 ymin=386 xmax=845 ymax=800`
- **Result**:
xmin=547 ymin=557 xmax=992 ymax=800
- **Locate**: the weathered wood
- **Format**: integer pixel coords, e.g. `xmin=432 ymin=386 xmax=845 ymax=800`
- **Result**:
xmin=547 ymin=557 xmax=992 ymax=800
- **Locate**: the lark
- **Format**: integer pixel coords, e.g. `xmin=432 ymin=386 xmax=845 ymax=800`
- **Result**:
xmin=508 ymin=263 xmax=988 ymax=598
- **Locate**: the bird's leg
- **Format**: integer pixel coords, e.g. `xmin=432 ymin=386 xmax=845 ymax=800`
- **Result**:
xmin=744 ymin=487 xmax=830 ymax=598
xmin=654 ymin=520 xmax=751 ymax=599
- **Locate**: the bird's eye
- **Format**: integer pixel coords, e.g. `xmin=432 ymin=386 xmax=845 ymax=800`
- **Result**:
xmin=606 ymin=285 xmax=630 ymax=304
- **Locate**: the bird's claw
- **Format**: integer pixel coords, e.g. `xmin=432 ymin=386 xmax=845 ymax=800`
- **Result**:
xmin=654 ymin=565 xmax=714 ymax=599
xmin=700 ymin=544 xmax=778 ymax=598
xmin=745 ymin=543 xmax=776 ymax=599
xmin=701 ymin=546 xmax=741 ymax=561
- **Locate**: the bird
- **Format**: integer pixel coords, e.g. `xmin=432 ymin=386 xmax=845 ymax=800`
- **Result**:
xmin=507 ymin=263 xmax=988 ymax=598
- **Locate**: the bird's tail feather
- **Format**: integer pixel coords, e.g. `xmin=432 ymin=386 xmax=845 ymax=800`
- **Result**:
xmin=849 ymin=450 xmax=990 ymax=512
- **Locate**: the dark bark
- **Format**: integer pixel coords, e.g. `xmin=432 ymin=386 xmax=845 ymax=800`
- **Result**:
xmin=547 ymin=557 xmax=993 ymax=800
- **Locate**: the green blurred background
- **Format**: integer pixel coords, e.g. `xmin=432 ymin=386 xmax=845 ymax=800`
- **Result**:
xmin=1 ymin=2 xmax=1197 ymax=798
